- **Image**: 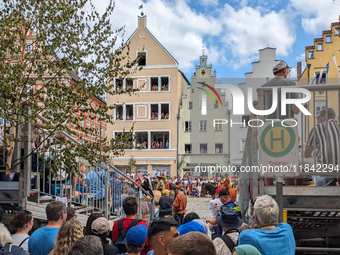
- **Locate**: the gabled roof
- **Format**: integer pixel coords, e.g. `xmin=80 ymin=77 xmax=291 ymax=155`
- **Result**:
xmin=124 ymin=16 xmax=179 ymax=65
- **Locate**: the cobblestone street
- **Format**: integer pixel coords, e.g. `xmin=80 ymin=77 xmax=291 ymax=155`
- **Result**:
xmin=186 ymin=196 xmax=212 ymax=221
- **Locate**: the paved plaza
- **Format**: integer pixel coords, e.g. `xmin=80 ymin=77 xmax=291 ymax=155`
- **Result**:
xmin=186 ymin=196 xmax=212 ymax=221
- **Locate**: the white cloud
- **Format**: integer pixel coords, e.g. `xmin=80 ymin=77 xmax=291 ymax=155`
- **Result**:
xmin=290 ymin=0 xmax=340 ymax=35
xmin=219 ymin=4 xmax=295 ymax=68
xmin=199 ymin=0 xmax=219 ymax=7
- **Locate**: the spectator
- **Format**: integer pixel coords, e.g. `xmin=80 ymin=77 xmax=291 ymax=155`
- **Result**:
xmin=10 ymin=210 xmax=33 ymax=254
xmin=178 ymin=221 xmax=205 ymax=236
xmin=87 ymin=166 xmax=108 ymax=208
xmin=68 ymin=236 xmax=103 ymax=255
xmin=66 ymin=207 xmax=76 ymax=221
xmin=238 ymin=195 xmax=295 ymax=255
xmin=167 ymin=232 xmax=216 ymax=255
xmin=126 ymin=225 xmax=148 ymax=255
xmin=110 ymin=171 xmax=124 ymax=215
xmin=28 ymin=201 xmax=67 ymax=255
xmin=112 ymin=196 xmax=152 ymax=255
xmin=156 ymin=176 xmax=165 ymax=192
xmin=183 ymin=212 xmax=199 ymax=224
xmin=84 ymin=213 xmax=103 ymax=236
xmin=50 ymin=220 xmax=83 ymax=255
xmin=172 ymin=184 xmax=187 ymax=226
xmin=159 ymin=190 xmax=174 ymax=218
xmin=232 ymin=245 xmax=261 ymax=255
xmin=213 ymin=207 xmax=243 ymax=255
xmin=0 ymin=224 xmax=26 ymax=255
xmin=147 ymin=219 xmax=179 ymax=255
xmin=91 ymin=217 xmax=119 ymax=255
xmin=209 ymin=189 xmax=223 ymax=220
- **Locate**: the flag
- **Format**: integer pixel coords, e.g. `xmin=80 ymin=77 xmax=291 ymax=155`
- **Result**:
xmin=309 ymin=74 xmax=317 ymax=85
xmin=318 ymin=69 xmax=324 ymax=84
xmin=333 ymin=55 xmax=338 ymax=69
xmin=139 ymin=4 xmax=143 ymax=9
xmin=326 ymin=62 xmax=329 ymax=73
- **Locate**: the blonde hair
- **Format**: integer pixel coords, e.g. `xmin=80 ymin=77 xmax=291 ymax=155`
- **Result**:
xmin=0 ymin=224 xmax=12 ymax=245
xmin=50 ymin=220 xmax=83 ymax=255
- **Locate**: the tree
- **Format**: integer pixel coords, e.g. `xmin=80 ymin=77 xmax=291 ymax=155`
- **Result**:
xmin=126 ymin=156 xmax=136 ymax=173
xmin=0 ymin=0 xmax=139 ymax=176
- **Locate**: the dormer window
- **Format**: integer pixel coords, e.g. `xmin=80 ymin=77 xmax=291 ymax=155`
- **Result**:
xmin=138 ymin=51 xmax=146 ymax=66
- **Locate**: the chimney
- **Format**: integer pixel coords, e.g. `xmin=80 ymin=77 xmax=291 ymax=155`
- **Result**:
xmin=297 ymin=61 xmax=302 ymax=81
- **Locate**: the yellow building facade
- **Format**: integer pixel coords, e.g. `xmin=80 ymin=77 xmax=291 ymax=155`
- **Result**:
xmin=299 ymin=17 xmax=340 ymax=133
xmin=107 ymin=16 xmax=189 ymax=176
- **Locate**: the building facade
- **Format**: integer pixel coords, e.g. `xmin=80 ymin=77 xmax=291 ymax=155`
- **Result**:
xmin=107 ymin=15 xmax=189 ymax=176
xmin=178 ymin=55 xmax=229 ymax=177
xmin=298 ymin=16 xmax=340 ymax=133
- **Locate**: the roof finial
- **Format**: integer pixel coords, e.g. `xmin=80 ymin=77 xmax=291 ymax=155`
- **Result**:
xmin=202 ymin=45 xmax=205 ymax=56
xmin=139 ymin=4 xmax=144 ymax=16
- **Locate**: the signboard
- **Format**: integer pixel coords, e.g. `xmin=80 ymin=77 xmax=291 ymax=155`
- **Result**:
xmin=56 ymin=196 xmax=68 ymax=205
xmin=258 ymin=121 xmax=299 ymax=177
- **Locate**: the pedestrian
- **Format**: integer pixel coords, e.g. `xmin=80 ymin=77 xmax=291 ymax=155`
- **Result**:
xmin=159 ymin=190 xmax=174 ymax=218
xmin=238 ymin=195 xmax=295 ymax=255
xmin=167 ymin=232 xmax=216 ymax=255
xmin=213 ymin=207 xmax=243 ymax=255
xmin=147 ymin=219 xmax=179 ymax=255
xmin=10 ymin=210 xmax=34 ymax=254
xmin=112 ymin=196 xmax=152 ymax=255
xmin=66 ymin=207 xmax=76 ymax=221
xmin=172 ymin=184 xmax=187 ymax=226
xmin=125 ymin=225 xmax=148 ymax=255
xmin=28 ymin=201 xmax=67 ymax=255
xmin=50 ymin=220 xmax=84 ymax=255
xmin=91 ymin=217 xmax=119 ymax=255
xmin=68 ymin=236 xmax=104 ymax=255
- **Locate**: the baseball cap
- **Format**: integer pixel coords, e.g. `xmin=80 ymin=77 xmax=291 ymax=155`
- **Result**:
xmin=178 ymin=221 xmax=206 ymax=235
xmin=273 ymin=60 xmax=291 ymax=73
xmin=91 ymin=217 xmax=111 ymax=235
xmin=126 ymin=225 xmax=148 ymax=246
xmin=218 ymin=189 xmax=230 ymax=197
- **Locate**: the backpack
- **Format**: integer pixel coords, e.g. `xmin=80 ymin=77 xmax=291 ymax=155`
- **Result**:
xmin=115 ymin=219 xmax=142 ymax=253
xmin=218 ymin=229 xmax=239 ymax=253
xmin=0 ymin=244 xmax=14 ymax=255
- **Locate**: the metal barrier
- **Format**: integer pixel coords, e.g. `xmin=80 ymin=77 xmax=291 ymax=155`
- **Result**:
xmin=0 ymin=113 xmax=154 ymax=223
xmin=239 ymin=84 xmax=340 ymax=250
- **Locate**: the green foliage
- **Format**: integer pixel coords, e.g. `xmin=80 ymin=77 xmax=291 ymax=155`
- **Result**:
xmin=0 ymin=0 xmax=140 ymax=175
xmin=126 ymin=156 xmax=136 ymax=173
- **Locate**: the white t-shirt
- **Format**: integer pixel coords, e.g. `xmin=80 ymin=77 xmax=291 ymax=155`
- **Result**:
xmin=11 ymin=233 xmax=30 ymax=254
xmin=152 ymin=171 xmax=156 ymax=178
xmin=209 ymin=197 xmax=223 ymax=219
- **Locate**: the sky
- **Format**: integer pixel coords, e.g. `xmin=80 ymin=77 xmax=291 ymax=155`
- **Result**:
xmin=100 ymin=0 xmax=340 ymax=81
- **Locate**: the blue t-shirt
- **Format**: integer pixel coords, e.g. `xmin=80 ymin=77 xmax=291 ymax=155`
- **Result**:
xmin=28 ymin=227 xmax=59 ymax=255
xmin=238 ymin=223 xmax=295 ymax=255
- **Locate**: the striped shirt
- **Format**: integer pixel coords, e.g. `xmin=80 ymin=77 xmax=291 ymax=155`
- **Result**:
xmin=307 ymin=119 xmax=339 ymax=165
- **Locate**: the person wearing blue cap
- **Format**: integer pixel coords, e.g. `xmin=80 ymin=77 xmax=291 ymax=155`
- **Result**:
xmin=177 ymin=221 xmax=206 ymax=236
xmin=126 ymin=225 xmax=148 ymax=255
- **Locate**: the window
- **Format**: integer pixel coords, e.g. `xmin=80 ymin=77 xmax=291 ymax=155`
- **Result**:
xmin=126 ymin=78 xmax=134 ymax=90
xmin=115 ymin=79 xmax=123 ymax=92
xmin=151 ymin=104 xmax=159 ymax=120
xmin=161 ymin=104 xmax=169 ymax=119
xmin=101 ymin=128 xmax=103 ymax=138
xmin=92 ymin=123 xmax=95 ymax=129
xmin=185 ymin=121 xmax=192 ymax=132
xmin=184 ymin=144 xmax=192 ymax=154
xmin=115 ymin=132 xmax=133 ymax=149
xmin=335 ymin=27 xmax=340 ymax=35
xmin=138 ymin=52 xmax=146 ymax=66
xmin=116 ymin=105 xmax=123 ymax=120
xmin=214 ymin=120 xmax=222 ymax=131
xmin=315 ymin=100 xmax=327 ymax=117
xmin=150 ymin=77 xmax=159 ymax=91
xmin=86 ymin=120 xmax=90 ymax=128
xmin=199 ymin=120 xmax=207 ymax=131
xmin=326 ymin=36 xmax=332 ymax=43
xmin=136 ymin=165 xmax=148 ymax=175
xmin=240 ymin=139 xmax=246 ymax=152
xmin=308 ymin=51 xmax=315 ymax=59
xmin=79 ymin=120 xmax=84 ymax=128
xmin=317 ymin=43 xmax=323 ymax=51
xmin=199 ymin=144 xmax=207 ymax=154
xmin=160 ymin=77 xmax=169 ymax=91
xmin=241 ymin=115 xmax=250 ymax=127
xmin=126 ymin=105 xmax=133 ymax=120
xmin=316 ymin=72 xmax=326 ymax=84
xmin=215 ymin=143 xmax=223 ymax=154
xmin=25 ymin=44 xmax=31 ymax=53
xmin=189 ymin=101 xmax=193 ymax=109
xmin=151 ymin=132 xmax=169 ymax=149
xmin=136 ymin=132 xmax=148 ymax=149
xmin=104 ymin=129 xmax=107 ymax=138
xmin=199 ymin=97 xmax=202 ymax=109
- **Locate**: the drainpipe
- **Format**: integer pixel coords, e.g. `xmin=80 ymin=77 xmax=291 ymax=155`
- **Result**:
xmin=177 ymin=113 xmax=180 ymax=176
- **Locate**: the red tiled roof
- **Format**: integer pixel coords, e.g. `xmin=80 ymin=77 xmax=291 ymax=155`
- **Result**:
xmin=306 ymin=46 xmax=315 ymax=49
xmin=331 ymin=22 xmax=340 ymax=26
xmin=314 ymin=38 xmax=323 ymax=42
xmin=323 ymin=30 xmax=332 ymax=34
